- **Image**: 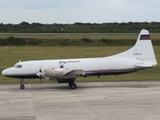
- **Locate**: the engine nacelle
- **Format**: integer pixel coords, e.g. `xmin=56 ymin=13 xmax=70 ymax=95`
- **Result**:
xmin=44 ymin=68 xmax=84 ymax=80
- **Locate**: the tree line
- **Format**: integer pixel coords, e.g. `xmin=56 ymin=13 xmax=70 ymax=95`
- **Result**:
xmin=0 ymin=22 xmax=160 ymax=33
xmin=1 ymin=36 xmax=160 ymax=46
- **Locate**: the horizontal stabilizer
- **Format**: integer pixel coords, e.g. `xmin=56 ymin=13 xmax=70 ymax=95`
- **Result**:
xmin=135 ymin=63 xmax=153 ymax=68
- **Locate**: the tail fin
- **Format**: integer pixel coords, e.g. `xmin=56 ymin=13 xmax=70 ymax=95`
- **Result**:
xmin=113 ymin=29 xmax=157 ymax=66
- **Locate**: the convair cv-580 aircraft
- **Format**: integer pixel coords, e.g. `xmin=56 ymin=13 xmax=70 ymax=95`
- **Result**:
xmin=2 ymin=29 xmax=157 ymax=89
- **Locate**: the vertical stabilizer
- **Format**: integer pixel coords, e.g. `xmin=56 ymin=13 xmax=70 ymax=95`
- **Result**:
xmin=113 ymin=29 xmax=157 ymax=66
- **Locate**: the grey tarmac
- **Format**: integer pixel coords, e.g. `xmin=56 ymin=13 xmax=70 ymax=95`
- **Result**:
xmin=0 ymin=81 xmax=160 ymax=120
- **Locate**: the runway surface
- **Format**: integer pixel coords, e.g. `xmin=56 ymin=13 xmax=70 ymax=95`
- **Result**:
xmin=0 ymin=81 xmax=160 ymax=120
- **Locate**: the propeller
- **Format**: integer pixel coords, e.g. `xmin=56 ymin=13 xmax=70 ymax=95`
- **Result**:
xmin=36 ymin=68 xmax=43 ymax=83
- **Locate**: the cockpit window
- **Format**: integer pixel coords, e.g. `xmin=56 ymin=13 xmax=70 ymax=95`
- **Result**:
xmin=14 ymin=65 xmax=22 ymax=68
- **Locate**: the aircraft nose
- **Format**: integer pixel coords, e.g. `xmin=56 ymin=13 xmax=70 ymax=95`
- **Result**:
xmin=2 ymin=69 xmax=8 ymax=76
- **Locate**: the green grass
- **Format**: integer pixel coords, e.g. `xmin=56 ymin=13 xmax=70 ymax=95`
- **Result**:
xmin=0 ymin=46 xmax=160 ymax=84
xmin=0 ymin=33 xmax=160 ymax=40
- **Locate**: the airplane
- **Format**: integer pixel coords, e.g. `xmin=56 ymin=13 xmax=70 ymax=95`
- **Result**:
xmin=1 ymin=29 xmax=157 ymax=89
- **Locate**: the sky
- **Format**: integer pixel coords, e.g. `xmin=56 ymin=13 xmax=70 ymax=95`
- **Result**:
xmin=0 ymin=0 xmax=160 ymax=24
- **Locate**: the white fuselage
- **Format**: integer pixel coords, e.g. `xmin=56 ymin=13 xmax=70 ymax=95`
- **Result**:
xmin=2 ymin=56 xmax=146 ymax=79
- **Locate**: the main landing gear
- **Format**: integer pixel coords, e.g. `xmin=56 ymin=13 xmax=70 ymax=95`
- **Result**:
xmin=20 ymin=79 xmax=25 ymax=90
xmin=19 ymin=79 xmax=77 ymax=90
xmin=69 ymin=82 xmax=77 ymax=89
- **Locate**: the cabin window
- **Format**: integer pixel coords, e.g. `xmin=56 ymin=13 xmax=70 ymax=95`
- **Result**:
xmin=14 ymin=65 xmax=22 ymax=68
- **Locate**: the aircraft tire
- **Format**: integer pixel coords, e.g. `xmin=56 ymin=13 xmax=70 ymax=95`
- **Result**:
xmin=20 ymin=84 xmax=25 ymax=89
xmin=69 ymin=83 xmax=77 ymax=89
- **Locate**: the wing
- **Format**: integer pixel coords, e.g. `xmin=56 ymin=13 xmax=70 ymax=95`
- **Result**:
xmin=43 ymin=68 xmax=84 ymax=80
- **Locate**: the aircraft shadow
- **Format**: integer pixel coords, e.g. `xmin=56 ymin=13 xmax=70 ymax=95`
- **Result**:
xmin=25 ymin=82 xmax=160 ymax=91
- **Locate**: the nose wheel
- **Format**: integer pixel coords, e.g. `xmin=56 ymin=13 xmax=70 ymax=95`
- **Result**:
xmin=20 ymin=79 xmax=25 ymax=90
xmin=20 ymin=84 xmax=25 ymax=89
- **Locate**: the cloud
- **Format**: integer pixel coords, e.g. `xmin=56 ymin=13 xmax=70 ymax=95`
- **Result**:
xmin=0 ymin=0 xmax=160 ymax=24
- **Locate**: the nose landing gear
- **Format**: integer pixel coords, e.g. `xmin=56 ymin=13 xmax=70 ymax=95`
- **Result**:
xmin=20 ymin=84 xmax=25 ymax=89
xmin=20 ymin=79 xmax=25 ymax=90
